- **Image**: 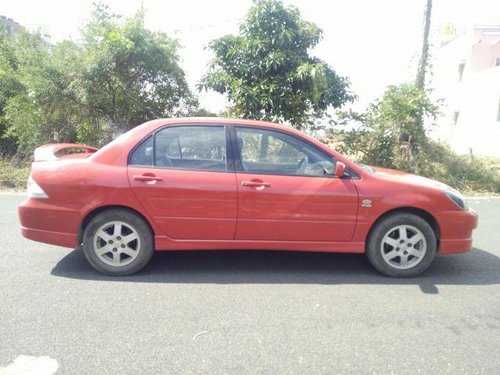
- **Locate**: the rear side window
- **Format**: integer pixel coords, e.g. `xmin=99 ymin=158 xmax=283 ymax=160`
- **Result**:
xmin=130 ymin=126 xmax=227 ymax=172
xmin=130 ymin=136 xmax=153 ymax=166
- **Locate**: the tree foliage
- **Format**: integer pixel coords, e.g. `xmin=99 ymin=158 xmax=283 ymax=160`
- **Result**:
xmin=199 ymin=0 xmax=355 ymax=129
xmin=335 ymin=83 xmax=439 ymax=173
xmin=0 ymin=3 xmax=197 ymax=156
xmin=80 ymin=4 xmax=197 ymax=136
xmin=4 ymin=33 xmax=83 ymax=156
xmin=0 ymin=29 xmax=23 ymax=155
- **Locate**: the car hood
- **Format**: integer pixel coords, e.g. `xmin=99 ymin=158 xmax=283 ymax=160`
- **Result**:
xmin=369 ymin=166 xmax=452 ymax=192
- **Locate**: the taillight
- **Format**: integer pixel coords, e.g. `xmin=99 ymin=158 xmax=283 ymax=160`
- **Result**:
xmin=27 ymin=176 xmax=48 ymax=199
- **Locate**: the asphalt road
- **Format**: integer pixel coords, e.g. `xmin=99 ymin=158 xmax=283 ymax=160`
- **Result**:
xmin=0 ymin=194 xmax=499 ymax=374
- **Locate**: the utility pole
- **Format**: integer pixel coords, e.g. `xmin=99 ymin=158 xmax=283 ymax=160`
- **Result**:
xmin=416 ymin=0 xmax=432 ymax=90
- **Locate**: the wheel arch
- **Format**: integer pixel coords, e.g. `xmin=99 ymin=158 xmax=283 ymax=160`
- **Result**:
xmin=78 ymin=205 xmax=155 ymax=247
xmin=366 ymin=207 xmax=441 ymax=252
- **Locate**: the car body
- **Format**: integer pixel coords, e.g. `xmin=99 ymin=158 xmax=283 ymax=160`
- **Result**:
xmin=18 ymin=117 xmax=478 ymax=276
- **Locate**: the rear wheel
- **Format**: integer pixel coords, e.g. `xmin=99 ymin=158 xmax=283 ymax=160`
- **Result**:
xmin=366 ymin=213 xmax=437 ymax=277
xmin=82 ymin=209 xmax=154 ymax=276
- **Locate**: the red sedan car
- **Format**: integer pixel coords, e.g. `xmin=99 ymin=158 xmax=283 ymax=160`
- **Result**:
xmin=19 ymin=118 xmax=478 ymax=277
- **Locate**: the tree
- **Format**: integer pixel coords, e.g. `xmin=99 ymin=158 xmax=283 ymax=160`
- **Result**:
xmin=337 ymin=1 xmax=435 ymax=172
xmin=2 ymin=3 xmax=198 ymax=155
xmin=79 ymin=4 xmax=198 ymax=141
xmin=199 ymin=0 xmax=354 ymax=129
xmin=335 ymin=83 xmax=439 ymax=173
xmin=0 ymin=29 xmax=23 ymax=155
xmin=192 ymin=108 xmax=218 ymax=117
xmin=3 ymin=32 xmax=82 ymax=156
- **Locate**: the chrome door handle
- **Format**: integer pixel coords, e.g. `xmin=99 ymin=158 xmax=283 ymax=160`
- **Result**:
xmin=241 ymin=180 xmax=271 ymax=188
xmin=133 ymin=175 xmax=163 ymax=182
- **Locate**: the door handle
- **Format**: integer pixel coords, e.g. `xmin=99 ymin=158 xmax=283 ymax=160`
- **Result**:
xmin=133 ymin=175 xmax=163 ymax=182
xmin=241 ymin=180 xmax=271 ymax=188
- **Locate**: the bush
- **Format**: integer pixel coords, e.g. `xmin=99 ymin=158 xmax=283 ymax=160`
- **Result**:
xmin=328 ymin=132 xmax=500 ymax=194
xmin=0 ymin=156 xmax=30 ymax=191
xmin=422 ymin=141 xmax=500 ymax=194
xmin=334 ymin=83 xmax=439 ymax=175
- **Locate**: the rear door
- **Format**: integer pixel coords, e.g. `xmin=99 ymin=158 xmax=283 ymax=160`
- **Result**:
xmin=128 ymin=125 xmax=237 ymax=240
xmin=233 ymin=126 xmax=359 ymax=242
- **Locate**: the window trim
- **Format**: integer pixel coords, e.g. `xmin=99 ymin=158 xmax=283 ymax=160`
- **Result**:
xmin=230 ymin=125 xmax=347 ymax=179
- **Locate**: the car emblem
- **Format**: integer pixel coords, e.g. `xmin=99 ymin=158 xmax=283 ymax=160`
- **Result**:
xmin=362 ymin=199 xmax=372 ymax=208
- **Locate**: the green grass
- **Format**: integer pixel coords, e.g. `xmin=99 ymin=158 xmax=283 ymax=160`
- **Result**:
xmin=421 ymin=142 xmax=500 ymax=194
xmin=0 ymin=157 xmax=30 ymax=191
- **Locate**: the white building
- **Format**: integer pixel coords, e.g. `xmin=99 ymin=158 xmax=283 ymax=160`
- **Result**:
xmin=431 ymin=25 xmax=500 ymax=157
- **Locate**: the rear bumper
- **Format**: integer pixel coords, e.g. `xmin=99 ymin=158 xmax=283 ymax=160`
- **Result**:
xmin=18 ymin=198 xmax=81 ymax=249
xmin=438 ymin=208 xmax=478 ymax=254
xmin=21 ymin=226 xmax=78 ymax=249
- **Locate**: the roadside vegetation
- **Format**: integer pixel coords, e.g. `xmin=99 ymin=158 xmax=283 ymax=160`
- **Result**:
xmin=327 ymin=83 xmax=500 ymax=194
xmin=1 ymin=0 xmax=498 ymax=194
xmin=0 ymin=157 xmax=30 ymax=191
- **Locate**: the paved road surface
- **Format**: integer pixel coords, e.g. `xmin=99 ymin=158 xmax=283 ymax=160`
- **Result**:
xmin=0 ymin=194 xmax=499 ymax=374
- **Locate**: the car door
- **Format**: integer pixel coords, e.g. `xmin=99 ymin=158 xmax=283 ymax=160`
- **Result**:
xmin=128 ymin=124 xmax=237 ymax=240
xmin=233 ymin=126 xmax=359 ymax=242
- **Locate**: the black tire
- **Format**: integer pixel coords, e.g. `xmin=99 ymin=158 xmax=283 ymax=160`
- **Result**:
xmin=82 ymin=209 xmax=154 ymax=276
xmin=366 ymin=213 xmax=437 ymax=277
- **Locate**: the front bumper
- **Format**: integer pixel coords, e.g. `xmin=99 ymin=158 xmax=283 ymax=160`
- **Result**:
xmin=437 ymin=208 xmax=478 ymax=254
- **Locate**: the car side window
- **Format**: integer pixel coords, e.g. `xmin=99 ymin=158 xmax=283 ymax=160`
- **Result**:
xmin=130 ymin=126 xmax=227 ymax=172
xmin=235 ymin=127 xmax=334 ymax=177
xmin=130 ymin=135 xmax=153 ymax=166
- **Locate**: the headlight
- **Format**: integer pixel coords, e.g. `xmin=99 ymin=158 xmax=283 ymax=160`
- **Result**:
xmin=27 ymin=176 xmax=48 ymax=199
xmin=445 ymin=190 xmax=467 ymax=210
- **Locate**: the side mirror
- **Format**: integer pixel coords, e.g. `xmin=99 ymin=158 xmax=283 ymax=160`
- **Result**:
xmin=334 ymin=161 xmax=346 ymax=178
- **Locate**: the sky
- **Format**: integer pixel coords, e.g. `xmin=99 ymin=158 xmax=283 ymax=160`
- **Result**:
xmin=2 ymin=0 xmax=500 ymax=112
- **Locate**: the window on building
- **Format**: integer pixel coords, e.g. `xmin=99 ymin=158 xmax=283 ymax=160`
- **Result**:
xmin=497 ymin=97 xmax=500 ymax=122
xmin=458 ymin=62 xmax=465 ymax=82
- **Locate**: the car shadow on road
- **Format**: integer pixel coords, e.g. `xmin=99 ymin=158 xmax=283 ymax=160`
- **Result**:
xmin=51 ymin=247 xmax=500 ymax=294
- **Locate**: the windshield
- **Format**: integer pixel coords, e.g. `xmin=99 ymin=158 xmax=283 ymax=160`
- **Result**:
xmin=356 ymin=163 xmax=375 ymax=174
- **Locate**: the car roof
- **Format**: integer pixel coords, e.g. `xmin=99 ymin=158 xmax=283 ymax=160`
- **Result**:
xmin=141 ymin=117 xmax=294 ymax=130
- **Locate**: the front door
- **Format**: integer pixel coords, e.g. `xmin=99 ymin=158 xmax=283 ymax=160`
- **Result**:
xmin=233 ymin=126 xmax=359 ymax=242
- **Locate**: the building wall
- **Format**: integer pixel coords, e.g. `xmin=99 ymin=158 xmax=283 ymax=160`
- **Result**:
xmin=471 ymin=26 xmax=500 ymax=71
xmin=431 ymin=26 xmax=500 ymax=157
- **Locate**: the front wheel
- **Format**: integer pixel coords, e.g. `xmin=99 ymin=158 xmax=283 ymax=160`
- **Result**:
xmin=366 ymin=213 xmax=437 ymax=277
xmin=82 ymin=209 xmax=154 ymax=276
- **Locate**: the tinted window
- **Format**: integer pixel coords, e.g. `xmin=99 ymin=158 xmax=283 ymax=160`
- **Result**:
xmin=235 ymin=127 xmax=334 ymax=177
xmin=130 ymin=126 xmax=227 ymax=172
xmin=130 ymin=136 xmax=153 ymax=166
